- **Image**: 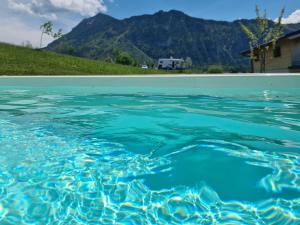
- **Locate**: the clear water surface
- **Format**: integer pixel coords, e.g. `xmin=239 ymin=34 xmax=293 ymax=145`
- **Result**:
xmin=0 ymin=86 xmax=299 ymax=224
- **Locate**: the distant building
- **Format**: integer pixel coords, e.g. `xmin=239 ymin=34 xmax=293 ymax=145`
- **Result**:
xmin=158 ymin=57 xmax=185 ymax=70
xmin=241 ymin=29 xmax=300 ymax=73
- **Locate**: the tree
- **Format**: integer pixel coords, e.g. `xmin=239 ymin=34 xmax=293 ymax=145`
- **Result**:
xmin=207 ymin=65 xmax=224 ymax=74
xmin=40 ymin=21 xmax=63 ymax=48
xmin=22 ymin=41 xmax=33 ymax=49
xmin=185 ymin=57 xmax=193 ymax=69
xmin=115 ymin=51 xmax=134 ymax=66
xmin=240 ymin=6 xmax=285 ymax=73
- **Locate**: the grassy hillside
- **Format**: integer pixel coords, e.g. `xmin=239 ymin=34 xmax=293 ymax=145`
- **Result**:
xmin=0 ymin=43 xmax=167 ymax=75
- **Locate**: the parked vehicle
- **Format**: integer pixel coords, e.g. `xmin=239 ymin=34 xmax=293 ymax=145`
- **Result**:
xmin=141 ymin=65 xmax=149 ymax=69
xmin=158 ymin=58 xmax=185 ymax=70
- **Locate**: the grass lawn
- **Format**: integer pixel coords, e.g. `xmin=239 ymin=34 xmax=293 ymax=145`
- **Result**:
xmin=0 ymin=43 xmax=173 ymax=75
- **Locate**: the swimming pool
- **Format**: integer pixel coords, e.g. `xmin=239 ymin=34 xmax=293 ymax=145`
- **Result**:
xmin=0 ymin=75 xmax=299 ymax=224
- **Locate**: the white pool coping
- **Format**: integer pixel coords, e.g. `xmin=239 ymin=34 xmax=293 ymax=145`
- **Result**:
xmin=1 ymin=73 xmax=300 ymax=78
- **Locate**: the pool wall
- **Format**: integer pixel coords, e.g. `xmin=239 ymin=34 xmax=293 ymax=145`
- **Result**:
xmin=0 ymin=74 xmax=299 ymax=95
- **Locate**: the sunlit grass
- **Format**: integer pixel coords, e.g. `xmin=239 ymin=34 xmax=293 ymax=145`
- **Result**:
xmin=0 ymin=43 xmax=171 ymax=75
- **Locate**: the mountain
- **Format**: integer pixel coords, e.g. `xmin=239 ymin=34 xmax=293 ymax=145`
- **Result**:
xmin=47 ymin=10 xmax=300 ymax=70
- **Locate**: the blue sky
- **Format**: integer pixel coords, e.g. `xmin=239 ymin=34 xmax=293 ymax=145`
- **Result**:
xmin=108 ymin=0 xmax=298 ymax=21
xmin=0 ymin=0 xmax=299 ymax=47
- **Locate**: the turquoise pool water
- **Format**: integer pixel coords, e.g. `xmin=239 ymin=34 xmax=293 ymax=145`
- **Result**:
xmin=0 ymin=86 xmax=299 ymax=224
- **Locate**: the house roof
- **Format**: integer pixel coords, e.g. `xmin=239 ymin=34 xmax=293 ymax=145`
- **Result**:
xmin=159 ymin=58 xmax=184 ymax=61
xmin=240 ymin=28 xmax=300 ymax=56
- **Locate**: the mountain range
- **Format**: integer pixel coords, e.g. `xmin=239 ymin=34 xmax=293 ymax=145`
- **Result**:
xmin=47 ymin=10 xmax=300 ymax=71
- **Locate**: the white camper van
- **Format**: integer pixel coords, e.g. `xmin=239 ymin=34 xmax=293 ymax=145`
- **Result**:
xmin=158 ymin=58 xmax=185 ymax=70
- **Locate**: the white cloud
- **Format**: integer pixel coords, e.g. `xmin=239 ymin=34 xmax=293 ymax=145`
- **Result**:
xmin=282 ymin=9 xmax=300 ymax=24
xmin=0 ymin=17 xmax=54 ymax=47
xmin=8 ymin=0 xmax=107 ymax=19
xmin=49 ymin=0 xmax=107 ymax=16
xmin=0 ymin=0 xmax=94 ymax=47
xmin=8 ymin=0 xmax=57 ymax=20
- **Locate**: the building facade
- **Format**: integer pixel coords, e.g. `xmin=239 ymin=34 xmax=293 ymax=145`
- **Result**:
xmin=241 ymin=30 xmax=300 ymax=73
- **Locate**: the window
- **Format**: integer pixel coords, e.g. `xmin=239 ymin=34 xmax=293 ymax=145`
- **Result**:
xmin=273 ymin=46 xmax=281 ymax=58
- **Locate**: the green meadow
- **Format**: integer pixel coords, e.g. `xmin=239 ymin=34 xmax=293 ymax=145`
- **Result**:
xmin=0 ymin=43 xmax=170 ymax=75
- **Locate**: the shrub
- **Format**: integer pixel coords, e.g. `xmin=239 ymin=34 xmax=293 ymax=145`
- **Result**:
xmin=104 ymin=57 xmax=114 ymax=63
xmin=116 ymin=52 xmax=134 ymax=66
xmin=207 ymin=65 xmax=224 ymax=74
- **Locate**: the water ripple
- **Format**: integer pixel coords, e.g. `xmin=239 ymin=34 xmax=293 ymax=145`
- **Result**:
xmin=0 ymin=89 xmax=299 ymax=224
